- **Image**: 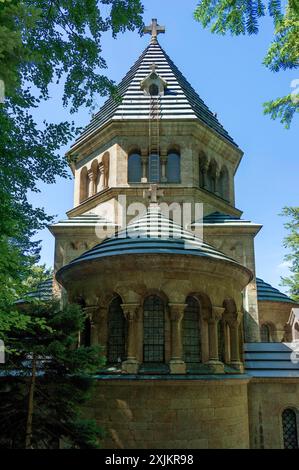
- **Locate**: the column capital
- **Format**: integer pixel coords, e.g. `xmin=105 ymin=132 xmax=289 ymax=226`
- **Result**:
xmin=83 ymin=305 xmax=98 ymax=316
xmin=87 ymin=169 xmax=95 ymax=181
xmin=215 ymin=166 xmax=221 ymax=178
xmin=201 ymin=159 xmax=210 ymax=172
xmin=227 ymin=310 xmax=243 ymax=327
xmin=121 ymin=303 xmax=140 ymax=321
xmin=169 ymin=303 xmax=187 ymax=322
xmin=211 ymin=306 xmax=225 ymax=321
xmin=160 ymin=147 xmax=168 ymax=158
xmin=141 ymin=148 xmax=148 ymax=158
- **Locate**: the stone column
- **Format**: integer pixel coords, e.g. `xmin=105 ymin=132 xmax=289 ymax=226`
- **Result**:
xmin=201 ymin=161 xmax=209 ymax=190
xmin=97 ymin=306 xmax=108 ymax=353
xmin=121 ymin=303 xmax=140 ymax=374
xmin=87 ymin=169 xmax=96 ymax=196
xmin=82 ymin=306 xmax=99 ymax=346
xmin=98 ymin=163 xmax=104 ymax=192
xmin=160 ymin=153 xmax=167 ymax=183
xmin=141 ymin=149 xmax=148 ymax=183
xmin=229 ymin=312 xmax=244 ymax=373
xmin=215 ymin=166 xmax=221 ymax=196
xmin=206 ymin=306 xmax=225 ymax=373
xmin=169 ymin=303 xmax=187 ymax=374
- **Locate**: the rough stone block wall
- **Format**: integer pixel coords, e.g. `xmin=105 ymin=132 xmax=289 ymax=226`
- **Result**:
xmin=248 ymin=379 xmax=299 ymax=448
xmin=85 ymin=378 xmax=250 ymax=449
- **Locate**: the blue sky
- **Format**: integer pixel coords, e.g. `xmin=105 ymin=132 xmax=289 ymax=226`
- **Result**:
xmin=29 ymin=0 xmax=298 ymax=293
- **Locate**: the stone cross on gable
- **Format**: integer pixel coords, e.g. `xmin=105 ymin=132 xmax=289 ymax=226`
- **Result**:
xmin=144 ymin=18 xmax=165 ymax=43
xmin=143 ymin=184 xmax=164 ymax=204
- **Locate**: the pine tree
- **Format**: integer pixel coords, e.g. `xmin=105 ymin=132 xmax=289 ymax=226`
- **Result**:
xmin=0 ymin=299 xmax=105 ymax=449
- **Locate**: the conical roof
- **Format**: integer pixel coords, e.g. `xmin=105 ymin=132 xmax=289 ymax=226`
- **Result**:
xmin=56 ymin=206 xmax=248 ymax=281
xmin=256 ymin=278 xmax=296 ymax=304
xmin=73 ymin=40 xmax=237 ymax=148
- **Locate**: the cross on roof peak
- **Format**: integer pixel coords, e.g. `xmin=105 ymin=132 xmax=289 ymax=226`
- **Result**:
xmin=144 ymin=18 xmax=165 ymax=43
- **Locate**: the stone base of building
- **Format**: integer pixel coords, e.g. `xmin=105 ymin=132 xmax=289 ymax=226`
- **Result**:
xmin=206 ymin=360 xmax=225 ymax=374
xmin=86 ymin=377 xmax=250 ymax=449
xmin=122 ymin=359 xmax=139 ymax=374
xmin=169 ymin=359 xmax=186 ymax=374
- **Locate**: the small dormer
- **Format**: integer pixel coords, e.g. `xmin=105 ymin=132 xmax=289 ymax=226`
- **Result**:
xmin=140 ymin=64 xmax=167 ymax=97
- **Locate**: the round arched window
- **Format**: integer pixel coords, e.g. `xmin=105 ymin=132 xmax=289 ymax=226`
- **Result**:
xmin=128 ymin=153 xmax=142 ymax=183
xmin=167 ymin=152 xmax=180 ymax=183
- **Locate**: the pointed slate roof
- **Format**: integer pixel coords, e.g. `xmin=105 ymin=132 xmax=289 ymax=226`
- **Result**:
xmin=56 ymin=206 xmax=249 ymax=282
xmin=50 ymin=213 xmax=117 ymax=229
xmin=256 ymin=278 xmax=295 ymax=304
xmin=202 ymin=212 xmax=249 ymax=224
xmin=73 ymin=40 xmax=237 ymax=149
xmin=16 ymin=279 xmax=54 ymax=305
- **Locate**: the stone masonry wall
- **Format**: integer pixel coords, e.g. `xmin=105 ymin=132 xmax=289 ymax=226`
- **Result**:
xmin=248 ymin=379 xmax=299 ymax=449
xmin=86 ymin=378 xmax=250 ymax=449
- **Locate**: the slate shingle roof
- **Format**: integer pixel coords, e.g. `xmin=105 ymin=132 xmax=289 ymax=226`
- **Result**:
xmin=256 ymin=278 xmax=295 ymax=304
xmin=202 ymin=211 xmax=250 ymax=224
xmin=244 ymin=343 xmax=299 ymax=378
xmin=56 ymin=206 xmax=246 ymax=279
xmin=73 ymin=41 xmax=237 ymax=149
xmin=16 ymin=279 xmax=54 ymax=305
xmin=51 ymin=213 xmax=117 ymax=228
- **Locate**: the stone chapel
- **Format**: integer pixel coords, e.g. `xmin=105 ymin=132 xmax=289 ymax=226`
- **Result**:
xmin=46 ymin=20 xmax=299 ymax=449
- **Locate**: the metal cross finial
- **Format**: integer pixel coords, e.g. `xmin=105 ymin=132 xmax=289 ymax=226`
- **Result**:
xmin=143 ymin=184 xmax=164 ymax=204
xmin=144 ymin=18 xmax=165 ymax=43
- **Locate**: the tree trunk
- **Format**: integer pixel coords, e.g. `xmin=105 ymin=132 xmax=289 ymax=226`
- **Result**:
xmin=25 ymin=353 xmax=36 ymax=449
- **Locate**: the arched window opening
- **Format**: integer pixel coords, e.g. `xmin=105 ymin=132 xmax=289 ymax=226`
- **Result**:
xmin=206 ymin=160 xmax=217 ymax=193
xmin=183 ymin=297 xmax=201 ymax=363
xmin=167 ymin=152 xmax=180 ymax=183
xmin=81 ymin=317 xmax=91 ymax=347
xmin=143 ymin=296 xmax=164 ymax=363
xmin=219 ymin=166 xmax=230 ymax=201
xmin=199 ymin=162 xmax=205 ymax=188
xmin=282 ymin=409 xmax=298 ymax=449
xmin=107 ymin=296 xmax=126 ymax=364
xmin=79 ymin=167 xmax=89 ymax=203
xmin=149 ymin=83 xmax=159 ymax=96
xmin=148 ymin=154 xmax=160 ymax=183
xmin=198 ymin=152 xmax=208 ymax=189
xmin=128 ymin=153 xmax=142 ymax=183
xmin=260 ymin=324 xmax=271 ymax=342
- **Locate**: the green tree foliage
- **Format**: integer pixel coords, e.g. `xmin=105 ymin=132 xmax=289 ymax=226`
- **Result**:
xmin=0 ymin=0 xmax=144 ymax=323
xmin=194 ymin=0 xmax=299 ymax=127
xmin=0 ymin=299 xmax=105 ymax=449
xmin=281 ymin=207 xmax=299 ymax=302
